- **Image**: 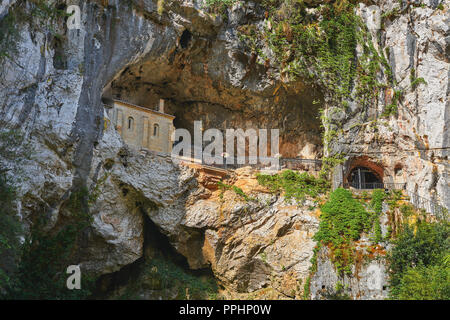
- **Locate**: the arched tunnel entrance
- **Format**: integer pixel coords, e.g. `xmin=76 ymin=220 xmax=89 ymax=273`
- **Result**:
xmin=344 ymin=157 xmax=384 ymax=189
xmin=348 ymin=166 xmax=383 ymax=189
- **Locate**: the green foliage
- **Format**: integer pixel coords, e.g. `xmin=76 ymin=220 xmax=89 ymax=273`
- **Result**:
xmin=0 ymin=172 xmax=22 ymax=290
xmin=261 ymin=0 xmax=400 ymax=161
xmin=409 ymin=67 xmax=428 ymax=90
xmin=3 ymin=188 xmax=96 ymax=299
xmin=369 ymin=189 xmax=385 ymax=243
xmin=205 ymin=0 xmax=236 ymax=8
xmin=323 ymin=281 xmax=351 ymax=300
xmin=319 ymin=154 xmax=344 ymax=178
xmin=204 ymin=0 xmax=236 ymax=20
xmin=217 ymin=181 xmax=253 ymax=202
xmin=381 ymin=7 xmax=400 ymax=21
xmin=396 ymin=262 xmax=449 ymax=300
xmin=29 ymin=0 xmax=66 ymax=20
xmin=237 ymin=24 xmax=267 ymax=63
xmin=303 ymin=275 xmax=311 ymax=300
xmin=256 ymin=170 xmax=329 ymax=205
xmin=313 ymin=188 xmax=374 ymax=275
xmin=157 ymin=0 xmax=165 ymax=15
xmin=382 ymin=89 xmax=403 ymax=117
xmin=410 ymin=77 xmax=427 ymax=90
xmin=0 ymin=8 xmax=21 ymax=62
xmin=141 ymin=257 xmax=218 ymax=300
xmin=387 ymin=219 xmax=450 ymax=300
xmin=263 ymin=0 xmax=392 ymax=108
xmin=315 ymin=188 xmax=371 ymax=246
xmin=0 ymin=0 xmax=66 ymax=65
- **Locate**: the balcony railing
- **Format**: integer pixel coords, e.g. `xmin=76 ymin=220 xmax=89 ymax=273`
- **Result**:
xmin=405 ymin=190 xmax=448 ymax=221
xmin=343 ymin=182 xmax=406 ymax=190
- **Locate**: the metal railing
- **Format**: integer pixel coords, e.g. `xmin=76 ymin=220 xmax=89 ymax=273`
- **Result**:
xmin=342 ymin=181 xmax=448 ymax=221
xmin=343 ymin=182 xmax=406 ymax=190
xmin=280 ymin=158 xmax=322 ymax=171
xmin=172 ymin=145 xmax=323 ymax=171
xmin=405 ymin=190 xmax=448 ymax=221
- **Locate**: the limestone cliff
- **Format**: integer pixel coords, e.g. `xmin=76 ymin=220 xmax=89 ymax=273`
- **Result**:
xmin=0 ymin=0 xmax=448 ymax=299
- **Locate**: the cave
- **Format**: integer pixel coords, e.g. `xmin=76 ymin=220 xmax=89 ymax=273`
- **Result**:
xmin=92 ymin=214 xmax=217 ymax=299
xmin=348 ymin=166 xmax=383 ymax=189
xmin=179 ymin=29 xmax=192 ymax=49
xmin=105 ymin=29 xmax=325 ymax=160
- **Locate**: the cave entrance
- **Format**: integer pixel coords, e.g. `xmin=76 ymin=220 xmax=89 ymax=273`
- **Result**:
xmin=348 ymin=166 xmax=383 ymax=189
xmin=343 ymin=156 xmax=385 ymax=190
xmin=103 ymin=38 xmax=325 ymax=161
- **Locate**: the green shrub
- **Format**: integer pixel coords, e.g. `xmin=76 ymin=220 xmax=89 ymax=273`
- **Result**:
xmin=3 ymin=188 xmax=96 ymax=299
xmin=370 ymin=189 xmax=385 ymax=243
xmin=314 ymin=188 xmax=371 ymax=246
xmin=262 ymin=0 xmax=392 ymax=107
xmin=218 ymin=181 xmax=253 ymax=201
xmin=396 ymin=262 xmax=449 ymax=300
xmin=256 ymin=170 xmax=329 ymax=205
xmin=387 ymin=220 xmax=450 ymax=299
xmin=0 ymin=172 xmax=22 ymax=290
xmin=143 ymin=257 xmax=218 ymax=300
xmin=313 ymin=188 xmax=373 ymax=275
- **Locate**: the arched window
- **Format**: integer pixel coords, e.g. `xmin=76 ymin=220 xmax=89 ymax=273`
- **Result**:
xmin=153 ymin=123 xmax=159 ymax=137
xmin=128 ymin=117 xmax=134 ymax=130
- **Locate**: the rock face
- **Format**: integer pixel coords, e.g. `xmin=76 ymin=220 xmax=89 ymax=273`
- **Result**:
xmin=310 ymin=245 xmax=389 ymax=300
xmin=183 ymin=167 xmax=320 ymax=297
xmin=0 ymin=0 xmax=322 ymax=280
xmin=330 ymin=1 xmax=449 ymax=210
xmin=0 ymin=0 xmax=448 ymax=299
xmin=309 ymin=202 xmax=392 ymax=300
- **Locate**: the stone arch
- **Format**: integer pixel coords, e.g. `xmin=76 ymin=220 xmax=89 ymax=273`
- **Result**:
xmin=344 ymin=156 xmax=384 ymax=189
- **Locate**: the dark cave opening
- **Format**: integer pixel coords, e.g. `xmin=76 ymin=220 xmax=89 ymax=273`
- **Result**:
xmin=179 ymin=29 xmax=192 ymax=49
xmin=348 ymin=166 xmax=383 ymax=189
xmin=92 ymin=212 xmax=217 ymax=299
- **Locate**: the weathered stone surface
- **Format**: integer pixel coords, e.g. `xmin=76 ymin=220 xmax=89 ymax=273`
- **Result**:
xmin=310 ymin=245 xmax=390 ymax=300
xmin=333 ymin=1 xmax=449 ymax=210
xmin=0 ymin=0 xmax=448 ymax=299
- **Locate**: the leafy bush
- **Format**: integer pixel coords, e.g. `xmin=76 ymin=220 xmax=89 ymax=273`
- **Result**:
xmin=217 ymin=181 xmax=253 ymax=202
xmin=256 ymin=170 xmax=329 ymax=205
xmin=143 ymin=257 xmax=218 ymax=300
xmin=3 ymin=188 xmax=96 ymax=299
xmin=262 ymin=0 xmax=392 ymax=108
xmin=396 ymin=261 xmax=449 ymax=300
xmin=204 ymin=0 xmax=236 ymax=19
xmin=313 ymin=188 xmax=373 ymax=275
xmin=370 ymin=189 xmax=386 ymax=243
xmin=388 ymin=220 xmax=450 ymax=299
xmin=0 ymin=172 xmax=22 ymax=290
xmin=314 ymin=188 xmax=371 ymax=246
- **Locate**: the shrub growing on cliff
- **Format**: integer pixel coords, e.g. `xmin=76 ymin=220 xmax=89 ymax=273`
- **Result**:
xmin=256 ymin=170 xmax=329 ymax=205
xmin=395 ymin=261 xmax=449 ymax=300
xmin=313 ymin=188 xmax=372 ymax=275
xmin=314 ymin=188 xmax=371 ymax=245
xmin=4 ymin=188 xmax=96 ymax=299
xmin=144 ymin=257 xmax=218 ymax=300
xmin=369 ymin=189 xmax=385 ymax=243
xmin=262 ymin=0 xmax=392 ymax=107
xmin=387 ymin=219 xmax=450 ymax=300
xmin=0 ymin=172 xmax=22 ymax=291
